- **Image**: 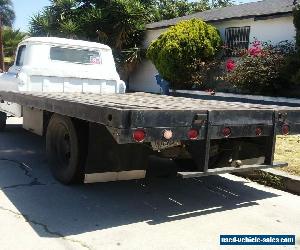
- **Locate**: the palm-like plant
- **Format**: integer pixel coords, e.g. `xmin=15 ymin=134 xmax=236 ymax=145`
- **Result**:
xmin=3 ymin=27 xmax=26 ymax=65
xmin=0 ymin=0 xmax=15 ymax=71
xmin=30 ymin=0 xmax=79 ymax=37
xmin=100 ymin=0 xmax=148 ymax=49
xmin=59 ymin=19 xmax=79 ymax=38
xmin=0 ymin=0 xmax=15 ymax=27
xmin=3 ymin=28 xmax=26 ymax=55
xmin=29 ymin=9 xmax=55 ymax=37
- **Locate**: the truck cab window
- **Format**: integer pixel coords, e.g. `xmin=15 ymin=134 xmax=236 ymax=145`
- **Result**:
xmin=16 ymin=45 xmax=26 ymax=66
xmin=50 ymin=47 xmax=102 ymax=65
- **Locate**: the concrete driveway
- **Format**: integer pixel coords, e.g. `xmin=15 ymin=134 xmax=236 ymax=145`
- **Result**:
xmin=0 ymin=118 xmax=299 ymax=250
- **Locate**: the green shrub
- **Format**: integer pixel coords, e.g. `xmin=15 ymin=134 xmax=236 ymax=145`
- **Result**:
xmin=147 ymin=19 xmax=222 ymax=89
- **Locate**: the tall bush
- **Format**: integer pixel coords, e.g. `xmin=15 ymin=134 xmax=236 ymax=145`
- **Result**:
xmin=147 ymin=19 xmax=222 ymax=88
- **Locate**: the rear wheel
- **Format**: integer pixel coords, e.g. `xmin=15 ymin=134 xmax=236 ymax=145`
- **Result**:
xmin=46 ymin=114 xmax=88 ymax=185
xmin=0 ymin=112 xmax=7 ymax=131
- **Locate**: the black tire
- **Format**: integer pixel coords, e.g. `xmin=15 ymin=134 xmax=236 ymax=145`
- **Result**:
xmin=0 ymin=112 xmax=7 ymax=131
xmin=46 ymin=114 xmax=88 ymax=185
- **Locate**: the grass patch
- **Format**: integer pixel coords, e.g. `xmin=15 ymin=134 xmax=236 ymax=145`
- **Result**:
xmin=274 ymin=135 xmax=300 ymax=176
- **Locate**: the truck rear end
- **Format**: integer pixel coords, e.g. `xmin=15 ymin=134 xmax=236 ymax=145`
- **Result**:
xmin=98 ymin=94 xmax=300 ymax=178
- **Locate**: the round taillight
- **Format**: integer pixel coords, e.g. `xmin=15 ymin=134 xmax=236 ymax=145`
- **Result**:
xmin=256 ymin=127 xmax=263 ymax=136
xmin=222 ymin=127 xmax=231 ymax=137
xmin=163 ymin=129 xmax=173 ymax=140
xmin=188 ymin=129 xmax=199 ymax=140
xmin=133 ymin=129 xmax=146 ymax=142
xmin=282 ymin=124 xmax=290 ymax=135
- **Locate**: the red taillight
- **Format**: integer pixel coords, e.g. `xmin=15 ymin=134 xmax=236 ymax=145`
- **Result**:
xmin=282 ymin=124 xmax=290 ymax=135
xmin=222 ymin=127 xmax=231 ymax=137
xmin=256 ymin=127 xmax=263 ymax=136
xmin=133 ymin=129 xmax=146 ymax=142
xmin=188 ymin=129 xmax=199 ymax=140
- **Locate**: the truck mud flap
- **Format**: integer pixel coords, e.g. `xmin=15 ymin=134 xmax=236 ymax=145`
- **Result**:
xmin=84 ymin=123 xmax=150 ymax=183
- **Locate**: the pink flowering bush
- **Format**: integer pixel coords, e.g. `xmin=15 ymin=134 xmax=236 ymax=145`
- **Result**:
xmin=224 ymin=40 xmax=296 ymax=95
xmin=248 ymin=40 xmax=262 ymax=56
xmin=226 ymin=59 xmax=235 ymax=72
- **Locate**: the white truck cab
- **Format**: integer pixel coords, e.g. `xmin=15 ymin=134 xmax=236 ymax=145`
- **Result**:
xmin=0 ymin=37 xmax=126 ymax=117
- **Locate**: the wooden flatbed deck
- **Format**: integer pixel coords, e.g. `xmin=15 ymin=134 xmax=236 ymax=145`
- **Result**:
xmin=1 ymin=91 xmax=300 ymax=110
xmin=0 ymin=91 xmax=300 ymax=131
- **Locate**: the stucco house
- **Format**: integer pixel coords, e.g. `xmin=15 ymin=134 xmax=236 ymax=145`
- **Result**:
xmin=129 ymin=0 xmax=298 ymax=93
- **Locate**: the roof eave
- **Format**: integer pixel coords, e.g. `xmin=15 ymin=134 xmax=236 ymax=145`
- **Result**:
xmin=146 ymin=11 xmax=293 ymax=30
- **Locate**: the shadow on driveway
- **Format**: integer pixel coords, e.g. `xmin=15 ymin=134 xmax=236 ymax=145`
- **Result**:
xmin=0 ymin=124 xmax=278 ymax=237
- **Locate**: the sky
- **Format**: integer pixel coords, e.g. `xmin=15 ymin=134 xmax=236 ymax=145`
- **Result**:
xmin=12 ymin=0 xmax=259 ymax=32
xmin=13 ymin=0 xmax=51 ymax=32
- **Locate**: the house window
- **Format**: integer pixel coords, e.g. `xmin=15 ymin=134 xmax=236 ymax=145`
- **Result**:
xmin=225 ymin=26 xmax=251 ymax=56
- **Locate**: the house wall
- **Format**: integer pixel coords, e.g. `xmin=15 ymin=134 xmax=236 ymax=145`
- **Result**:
xmin=214 ymin=16 xmax=295 ymax=45
xmin=129 ymin=28 xmax=168 ymax=92
xmin=129 ymin=15 xmax=296 ymax=93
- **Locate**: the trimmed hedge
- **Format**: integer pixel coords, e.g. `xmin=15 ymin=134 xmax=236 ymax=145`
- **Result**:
xmin=147 ymin=19 xmax=222 ymax=88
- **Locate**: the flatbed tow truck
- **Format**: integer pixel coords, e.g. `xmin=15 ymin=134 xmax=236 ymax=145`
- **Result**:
xmin=0 ymin=37 xmax=299 ymax=185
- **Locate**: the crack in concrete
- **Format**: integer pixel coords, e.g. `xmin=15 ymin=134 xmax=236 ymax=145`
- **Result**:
xmin=0 ymin=178 xmax=46 ymax=191
xmin=0 ymin=205 xmax=92 ymax=250
xmin=0 ymin=159 xmax=92 ymax=249
xmin=0 ymin=158 xmax=33 ymax=178
xmin=0 ymin=159 xmax=47 ymax=190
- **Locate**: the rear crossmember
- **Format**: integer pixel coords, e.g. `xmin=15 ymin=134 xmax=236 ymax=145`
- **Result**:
xmin=175 ymin=109 xmax=295 ymax=176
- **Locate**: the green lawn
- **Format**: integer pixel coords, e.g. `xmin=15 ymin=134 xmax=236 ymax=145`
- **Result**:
xmin=275 ymin=135 xmax=300 ymax=176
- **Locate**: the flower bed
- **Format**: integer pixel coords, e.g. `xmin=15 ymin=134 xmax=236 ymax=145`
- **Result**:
xmin=224 ymin=40 xmax=297 ymax=96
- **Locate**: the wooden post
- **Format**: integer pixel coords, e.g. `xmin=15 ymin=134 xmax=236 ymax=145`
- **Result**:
xmin=0 ymin=16 xmax=4 ymax=72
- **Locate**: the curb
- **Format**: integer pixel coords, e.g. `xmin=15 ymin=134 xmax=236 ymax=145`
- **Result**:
xmin=234 ymin=169 xmax=300 ymax=195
